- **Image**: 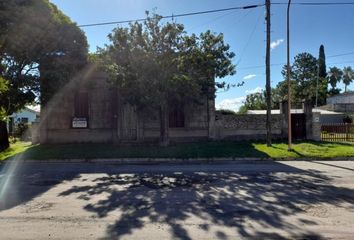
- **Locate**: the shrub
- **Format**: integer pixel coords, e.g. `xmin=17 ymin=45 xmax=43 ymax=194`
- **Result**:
xmin=217 ymin=109 xmax=237 ymax=115
xmin=14 ymin=122 xmax=30 ymax=140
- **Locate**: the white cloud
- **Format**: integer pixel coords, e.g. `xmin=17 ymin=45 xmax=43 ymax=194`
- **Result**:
xmin=216 ymin=97 xmax=245 ymax=112
xmin=243 ymin=74 xmax=256 ymax=80
xmin=245 ymin=87 xmax=263 ymax=94
xmin=270 ymin=39 xmax=284 ymax=50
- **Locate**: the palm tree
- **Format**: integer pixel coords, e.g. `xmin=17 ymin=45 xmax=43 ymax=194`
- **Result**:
xmin=343 ymin=66 xmax=354 ymax=92
xmin=328 ymin=67 xmax=343 ymax=90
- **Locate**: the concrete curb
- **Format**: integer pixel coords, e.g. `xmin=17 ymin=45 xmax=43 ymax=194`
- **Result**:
xmin=5 ymin=156 xmax=354 ymax=164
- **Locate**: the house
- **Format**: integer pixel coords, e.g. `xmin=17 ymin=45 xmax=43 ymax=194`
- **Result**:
xmin=39 ymin=65 xmax=215 ymax=143
xmin=246 ymin=109 xmax=347 ymax=124
xmin=326 ymin=92 xmax=354 ymax=113
xmin=39 ymin=65 xmax=324 ymax=144
xmin=7 ymin=105 xmax=40 ymax=135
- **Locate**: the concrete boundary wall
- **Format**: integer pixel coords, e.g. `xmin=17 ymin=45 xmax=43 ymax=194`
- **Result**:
xmin=214 ymin=114 xmax=284 ymax=140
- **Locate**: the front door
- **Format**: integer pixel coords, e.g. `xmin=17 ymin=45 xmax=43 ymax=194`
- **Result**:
xmin=120 ymin=104 xmax=137 ymax=141
xmin=291 ymin=113 xmax=306 ymax=140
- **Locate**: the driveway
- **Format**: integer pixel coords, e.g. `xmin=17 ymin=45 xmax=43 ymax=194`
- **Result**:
xmin=0 ymin=161 xmax=353 ymax=239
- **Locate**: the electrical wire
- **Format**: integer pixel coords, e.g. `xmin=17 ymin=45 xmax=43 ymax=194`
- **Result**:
xmin=78 ymin=4 xmax=264 ymax=27
xmin=327 ymin=52 xmax=354 ymax=58
xmin=235 ymin=9 xmax=264 ymax=66
xmin=273 ymin=2 xmax=354 ymax=6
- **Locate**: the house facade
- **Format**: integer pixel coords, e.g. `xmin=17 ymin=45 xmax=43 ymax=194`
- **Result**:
xmin=39 ymin=66 xmax=215 ymax=144
xmin=326 ymin=92 xmax=354 ymax=113
xmin=7 ymin=106 xmax=40 ymax=135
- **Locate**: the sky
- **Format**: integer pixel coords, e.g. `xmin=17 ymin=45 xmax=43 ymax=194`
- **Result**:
xmin=51 ymin=0 xmax=354 ymax=112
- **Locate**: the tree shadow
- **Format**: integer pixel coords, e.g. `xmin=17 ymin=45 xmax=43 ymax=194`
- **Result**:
xmin=58 ymin=163 xmax=354 ymax=239
xmin=0 ymin=161 xmax=79 ymax=211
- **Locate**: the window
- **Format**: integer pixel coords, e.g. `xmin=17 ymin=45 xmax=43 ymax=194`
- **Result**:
xmin=21 ymin=117 xmax=29 ymax=123
xmin=169 ymin=104 xmax=185 ymax=128
xmin=74 ymin=92 xmax=89 ymax=117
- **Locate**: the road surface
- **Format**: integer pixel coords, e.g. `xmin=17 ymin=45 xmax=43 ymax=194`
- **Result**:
xmin=0 ymin=161 xmax=353 ymax=239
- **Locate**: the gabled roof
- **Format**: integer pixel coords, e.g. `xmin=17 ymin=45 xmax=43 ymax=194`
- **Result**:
xmin=25 ymin=105 xmax=40 ymax=115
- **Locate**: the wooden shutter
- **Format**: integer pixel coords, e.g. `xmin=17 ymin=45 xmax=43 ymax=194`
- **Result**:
xmin=169 ymin=104 xmax=185 ymax=128
xmin=74 ymin=92 xmax=89 ymax=117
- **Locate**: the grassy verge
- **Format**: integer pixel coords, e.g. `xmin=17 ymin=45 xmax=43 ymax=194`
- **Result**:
xmin=0 ymin=141 xmax=32 ymax=161
xmin=1 ymin=141 xmax=354 ymax=161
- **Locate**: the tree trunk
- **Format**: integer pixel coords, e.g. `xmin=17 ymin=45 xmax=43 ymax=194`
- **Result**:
xmin=0 ymin=120 xmax=10 ymax=151
xmin=159 ymin=105 xmax=169 ymax=146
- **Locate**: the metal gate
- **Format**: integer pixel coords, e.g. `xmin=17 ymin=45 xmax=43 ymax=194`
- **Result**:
xmin=321 ymin=123 xmax=354 ymax=142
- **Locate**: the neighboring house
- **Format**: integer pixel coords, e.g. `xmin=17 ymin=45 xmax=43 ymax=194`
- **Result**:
xmin=7 ymin=105 xmax=40 ymax=135
xmin=327 ymin=91 xmax=354 ymax=104
xmin=246 ymin=109 xmax=346 ymax=124
xmin=326 ymin=92 xmax=354 ymax=113
xmin=39 ymin=66 xmax=215 ymax=143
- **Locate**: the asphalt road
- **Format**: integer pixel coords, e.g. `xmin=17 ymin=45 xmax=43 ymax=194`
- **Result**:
xmin=0 ymin=161 xmax=353 ymax=240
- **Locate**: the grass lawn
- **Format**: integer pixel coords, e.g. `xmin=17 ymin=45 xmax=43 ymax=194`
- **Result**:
xmin=1 ymin=140 xmax=354 ymax=161
xmin=0 ymin=141 xmax=32 ymax=161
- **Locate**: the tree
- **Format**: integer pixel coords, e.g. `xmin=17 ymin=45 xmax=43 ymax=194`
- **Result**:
xmin=317 ymin=45 xmax=327 ymax=106
xmin=0 ymin=77 xmax=9 ymax=150
xmin=272 ymin=79 xmax=297 ymax=104
xmin=0 ymin=0 xmax=88 ymax=149
xmin=318 ymin=45 xmax=327 ymax=78
xmin=101 ymin=13 xmax=235 ymax=145
xmin=327 ymin=66 xmax=343 ymax=96
xmin=238 ymin=90 xmax=279 ymax=114
xmin=343 ymin=66 xmax=354 ymax=92
xmin=279 ymin=52 xmax=327 ymax=106
xmin=243 ymin=92 xmax=267 ymax=110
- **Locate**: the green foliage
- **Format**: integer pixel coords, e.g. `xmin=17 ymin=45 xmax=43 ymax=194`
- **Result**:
xmin=14 ymin=122 xmax=30 ymax=140
xmin=238 ymin=90 xmax=279 ymax=113
xmin=243 ymin=92 xmax=267 ymax=110
xmin=2 ymin=141 xmax=354 ymax=160
xmin=0 ymin=0 xmax=88 ymax=112
xmin=327 ymin=66 xmax=343 ymax=95
xmin=217 ymin=109 xmax=237 ymax=115
xmin=100 ymin=12 xmax=235 ymax=143
xmin=342 ymin=66 xmax=354 ymax=92
xmin=0 ymin=77 xmax=8 ymax=119
xmin=279 ymin=52 xmax=327 ymax=106
xmin=318 ymin=45 xmax=327 ymax=104
xmin=237 ymin=105 xmax=248 ymax=114
xmin=0 ymin=0 xmax=87 ymax=149
xmin=101 ymin=14 xmax=235 ymax=108
xmin=272 ymin=79 xmax=297 ymax=103
xmin=318 ymin=45 xmax=327 ymax=78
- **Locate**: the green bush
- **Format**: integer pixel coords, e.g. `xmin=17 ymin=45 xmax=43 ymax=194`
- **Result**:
xmin=216 ymin=109 xmax=237 ymax=115
xmin=14 ymin=122 xmax=30 ymax=140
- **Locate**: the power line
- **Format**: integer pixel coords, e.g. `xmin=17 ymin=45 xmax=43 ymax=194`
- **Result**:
xmin=238 ymin=59 xmax=354 ymax=71
xmin=273 ymin=2 xmax=354 ymax=6
xmin=78 ymin=4 xmax=264 ymax=28
xmin=235 ymin=9 xmax=263 ymax=66
xmin=327 ymin=52 xmax=354 ymax=58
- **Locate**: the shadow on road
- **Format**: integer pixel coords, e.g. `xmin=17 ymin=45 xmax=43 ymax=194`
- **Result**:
xmin=52 ymin=163 xmax=353 ymax=239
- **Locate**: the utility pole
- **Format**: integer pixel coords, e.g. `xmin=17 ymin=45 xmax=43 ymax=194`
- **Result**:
xmin=287 ymin=0 xmax=292 ymax=151
xmin=265 ymin=0 xmax=272 ymax=146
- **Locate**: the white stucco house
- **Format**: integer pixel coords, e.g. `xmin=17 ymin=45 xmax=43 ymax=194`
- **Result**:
xmin=327 ymin=92 xmax=354 ymax=104
xmin=7 ymin=105 xmax=40 ymax=135
xmin=326 ymin=92 xmax=354 ymax=113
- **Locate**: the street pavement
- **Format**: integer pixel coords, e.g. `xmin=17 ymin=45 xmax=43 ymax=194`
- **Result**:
xmin=0 ymin=160 xmax=353 ymax=239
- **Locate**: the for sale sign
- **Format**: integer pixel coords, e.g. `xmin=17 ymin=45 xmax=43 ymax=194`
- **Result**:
xmin=72 ymin=118 xmax=88 ymax=128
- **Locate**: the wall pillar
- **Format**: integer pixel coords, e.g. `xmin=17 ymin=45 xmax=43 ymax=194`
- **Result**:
xmin=208 ymin=98 xmax=216 ymax=140
xmin=303 ymin=100 xmax=313 ymax=140
xmin=39 ymin=104 xmax=48 ymax=144
xmin=280 ymin=100 xmax=289 ymax=138
xmin=311 ymin=112 xmax=321 ymax=141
